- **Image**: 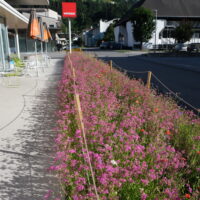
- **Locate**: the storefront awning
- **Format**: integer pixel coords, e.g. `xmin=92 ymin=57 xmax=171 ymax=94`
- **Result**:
xmin=0 ymin=0 xmax=28 ymax=29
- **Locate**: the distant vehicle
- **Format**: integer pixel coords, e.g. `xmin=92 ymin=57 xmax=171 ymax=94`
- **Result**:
xmin=187 ymin=43 xmax=200 ymax=52
xmin=64 ymin=45 xmax=81 ymax=51
xmin=143 ymin=42 xmax=153 ymax=50
xmin=108 ymin=41 xmax=123 ymax=49
xmin=100 ymin=41 xmax=124 ymax=50
xmin=56 ymin=43 xmax=63 ymax=51
xmin=174 ymin=43 xmax=188 ymax=52
xmin=100 ymin=41 xmax=110 ymax=49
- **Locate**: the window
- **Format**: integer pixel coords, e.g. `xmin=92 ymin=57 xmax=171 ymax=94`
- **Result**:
xmin=0 ymin=16 xmax=9 ymax=71
xmin=159 ymin=28 xmax=175 ymax=39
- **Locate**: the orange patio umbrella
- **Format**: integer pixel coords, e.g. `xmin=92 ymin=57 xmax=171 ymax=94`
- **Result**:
xmin=27 ymin=9 xmax=42 ymax=70
xmin=28 ymin=9 xmax=41 ymax=40
xmin=43 ymin=22 xmax=52 ymax=42
xmin=43 ymin=22 xmax=52 ymax=53
xmin=38 ymin=17 xmax=44 ymax=41
xmin=38 ymin=17 xmax=45 ymax=53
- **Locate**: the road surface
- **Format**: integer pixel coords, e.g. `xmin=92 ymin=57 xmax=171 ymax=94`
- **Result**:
xmin=86 ymin=49 xmax=200 ymax=111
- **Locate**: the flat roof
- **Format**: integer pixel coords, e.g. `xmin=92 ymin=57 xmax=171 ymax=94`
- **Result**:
xmin=6 ymin=0 xmax=49 ymax=6
xmin=0 ymin=0 xmax=28 ymax=29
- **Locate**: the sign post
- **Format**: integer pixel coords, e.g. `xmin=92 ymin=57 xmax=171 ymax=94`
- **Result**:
xmin=68 ymin=19 xmax=72 ymax=53
xmin=62 ymin=2 xmax=77 ymax=54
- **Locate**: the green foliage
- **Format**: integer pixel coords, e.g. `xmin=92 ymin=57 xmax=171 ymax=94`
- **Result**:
xmin=103 ymin=23 xmax=115 ymax=41
xmin=173 ymin=23 xmax=193 ymax=43
xmin=11 ymin=56 xmax=25 ymax=68
xmin=130 ymin=7 xmax=155 ymax=49
xmin=4 ymin=72 xmax=21 ymax=77
xmin=119 ymin=182 xmax=141 ymax=200
xmin=50 ymin=0 xmax=139 ymax=34
xmin=171 ymin=122 xmax=200 ymax=191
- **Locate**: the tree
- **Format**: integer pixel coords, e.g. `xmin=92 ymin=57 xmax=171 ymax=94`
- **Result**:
xmin=50 ymin=0 xmax=139 ymax=34
xmin=130 ymin=7 xmax=155 ymax=49
xmin=103 ymin=23 xmax=115 ymax=41
xmin=173 ymin=23 xmax=193 ymax=43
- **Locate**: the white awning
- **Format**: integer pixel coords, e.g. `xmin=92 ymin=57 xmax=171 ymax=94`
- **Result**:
xmin=0 ymin=0 xmax=28 ymax=29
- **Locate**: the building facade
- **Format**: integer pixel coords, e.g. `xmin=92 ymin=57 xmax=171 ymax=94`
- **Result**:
xmin=0 ymin=0 xmax=28 ymax=71
xmin=114 ymin=0 xmax=200 ymax=49
xmin=84 ymin=19 xmax=115 ymax=47
xmin=6 ymin=0 xmax=61 ymax=54
xmin=0 ymin=0 xmax=61 ymax=71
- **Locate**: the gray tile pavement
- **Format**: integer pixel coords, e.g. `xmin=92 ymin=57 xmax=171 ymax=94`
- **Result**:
xmin=0 ymin=57 xmax=64 ymax=200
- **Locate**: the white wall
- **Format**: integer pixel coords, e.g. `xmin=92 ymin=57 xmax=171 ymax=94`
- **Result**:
xmin=114 ymin=26 xmax=119 ymax=43
xmin=115 ymin=19 xmax=172 ymax=48
xmin=22 ymin=10 xmax=61 ymax=29
xmin=148 ymin=19 xmax=166 ymax=45
xmin=47 ymin=9 xmax=58 ymax=20
xmin=116 ymin=19 xmax=200 ymax=48
xmin=119 ymin=25 xmax=128 ymax=46
xmin=114 ymin=25 xmax=129 ymax=46
xmin=35 ymin=9 xmax=59 ymax=20
xmin=100 ymin=19 xmax=114 ymax=33
xmin=126 ymin=21 xmax=134 ymax=47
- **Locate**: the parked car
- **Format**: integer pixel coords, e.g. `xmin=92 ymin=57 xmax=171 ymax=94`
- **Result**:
xmin=187 ymin=43 xmax=200 ymax=52
xmin=143 ymin=42 xmax=153 ymax=50
xmin=100 ymin=41 xmax=110 ymax=49
xmin=100 ymin=41 xmax=124 ymax=50
xmin=174 ymin=43 xmax=188 ymax=52
xmin=108 ymin=41 xmax=123 ymax=49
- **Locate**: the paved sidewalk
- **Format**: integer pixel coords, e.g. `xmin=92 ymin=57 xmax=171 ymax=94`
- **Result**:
xmin=0 ymin=58 xmax=64 ymax=200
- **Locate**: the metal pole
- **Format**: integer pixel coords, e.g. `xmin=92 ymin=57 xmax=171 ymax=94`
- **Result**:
xmin=45 ymin=42 xmax=47 ymax=54
xmin=68 ymin=19 xmax=72 ymax=53
xmin=15 ymin=29 xmax=20 ymax=58
xmin=35 ymin=41 xmax=37 ymax=59
xmin=41 ymin=41 xmax=43 ymax=53
xmin=154 ymin=10 xmax=157 ymax=53
xmin=6 ymin=26 xmax=11 ymax=58
xmin=35 ymin=41 xmax=39 ymax=76
xmin=0 ymin=24 xmax=5 ymax=71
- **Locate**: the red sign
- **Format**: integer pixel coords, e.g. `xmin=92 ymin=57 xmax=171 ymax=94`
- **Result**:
xmin=62 ymin=2 xmax=77 ymax=18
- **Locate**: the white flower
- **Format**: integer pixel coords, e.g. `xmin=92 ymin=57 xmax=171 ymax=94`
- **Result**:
xmin=111 ymin=160 xmax=117 ymax=166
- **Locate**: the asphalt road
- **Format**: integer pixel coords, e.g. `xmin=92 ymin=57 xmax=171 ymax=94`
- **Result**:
xmin=86 ymin=49 xmax=200 ymax=111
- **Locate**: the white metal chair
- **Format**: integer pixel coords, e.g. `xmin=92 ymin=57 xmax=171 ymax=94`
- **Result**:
xmin=22 ymin=60 xmax=39 ymax=77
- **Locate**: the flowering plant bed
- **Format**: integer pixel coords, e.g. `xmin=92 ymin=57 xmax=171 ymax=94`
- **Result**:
xmin=53 ymin=52 xmax=200 ymax=200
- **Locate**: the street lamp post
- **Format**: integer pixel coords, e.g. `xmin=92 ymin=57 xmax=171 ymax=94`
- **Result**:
xmin=154 ymin=9 xmax=157 ymax=53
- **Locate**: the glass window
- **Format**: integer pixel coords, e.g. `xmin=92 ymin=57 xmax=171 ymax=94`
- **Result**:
xmin=18 ymin=30 xmax=27 ymax=52
xmin=8 ymin=32 xmax=16 ymax=54
xmin=0 ymin=16 xmax=10 ymax=71
xmin=26 ymin=38 xmax=35 ymax=52
xmin=0 ymin=29 xmax=4 ymax=71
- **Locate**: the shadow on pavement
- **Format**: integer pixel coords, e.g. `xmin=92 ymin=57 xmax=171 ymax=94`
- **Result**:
xmin=0 ymin=60 xmax=63 ymax=200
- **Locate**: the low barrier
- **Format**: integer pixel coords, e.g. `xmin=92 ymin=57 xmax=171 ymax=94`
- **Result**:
xmin=108 ymin=60 xmax=200 ymax=116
